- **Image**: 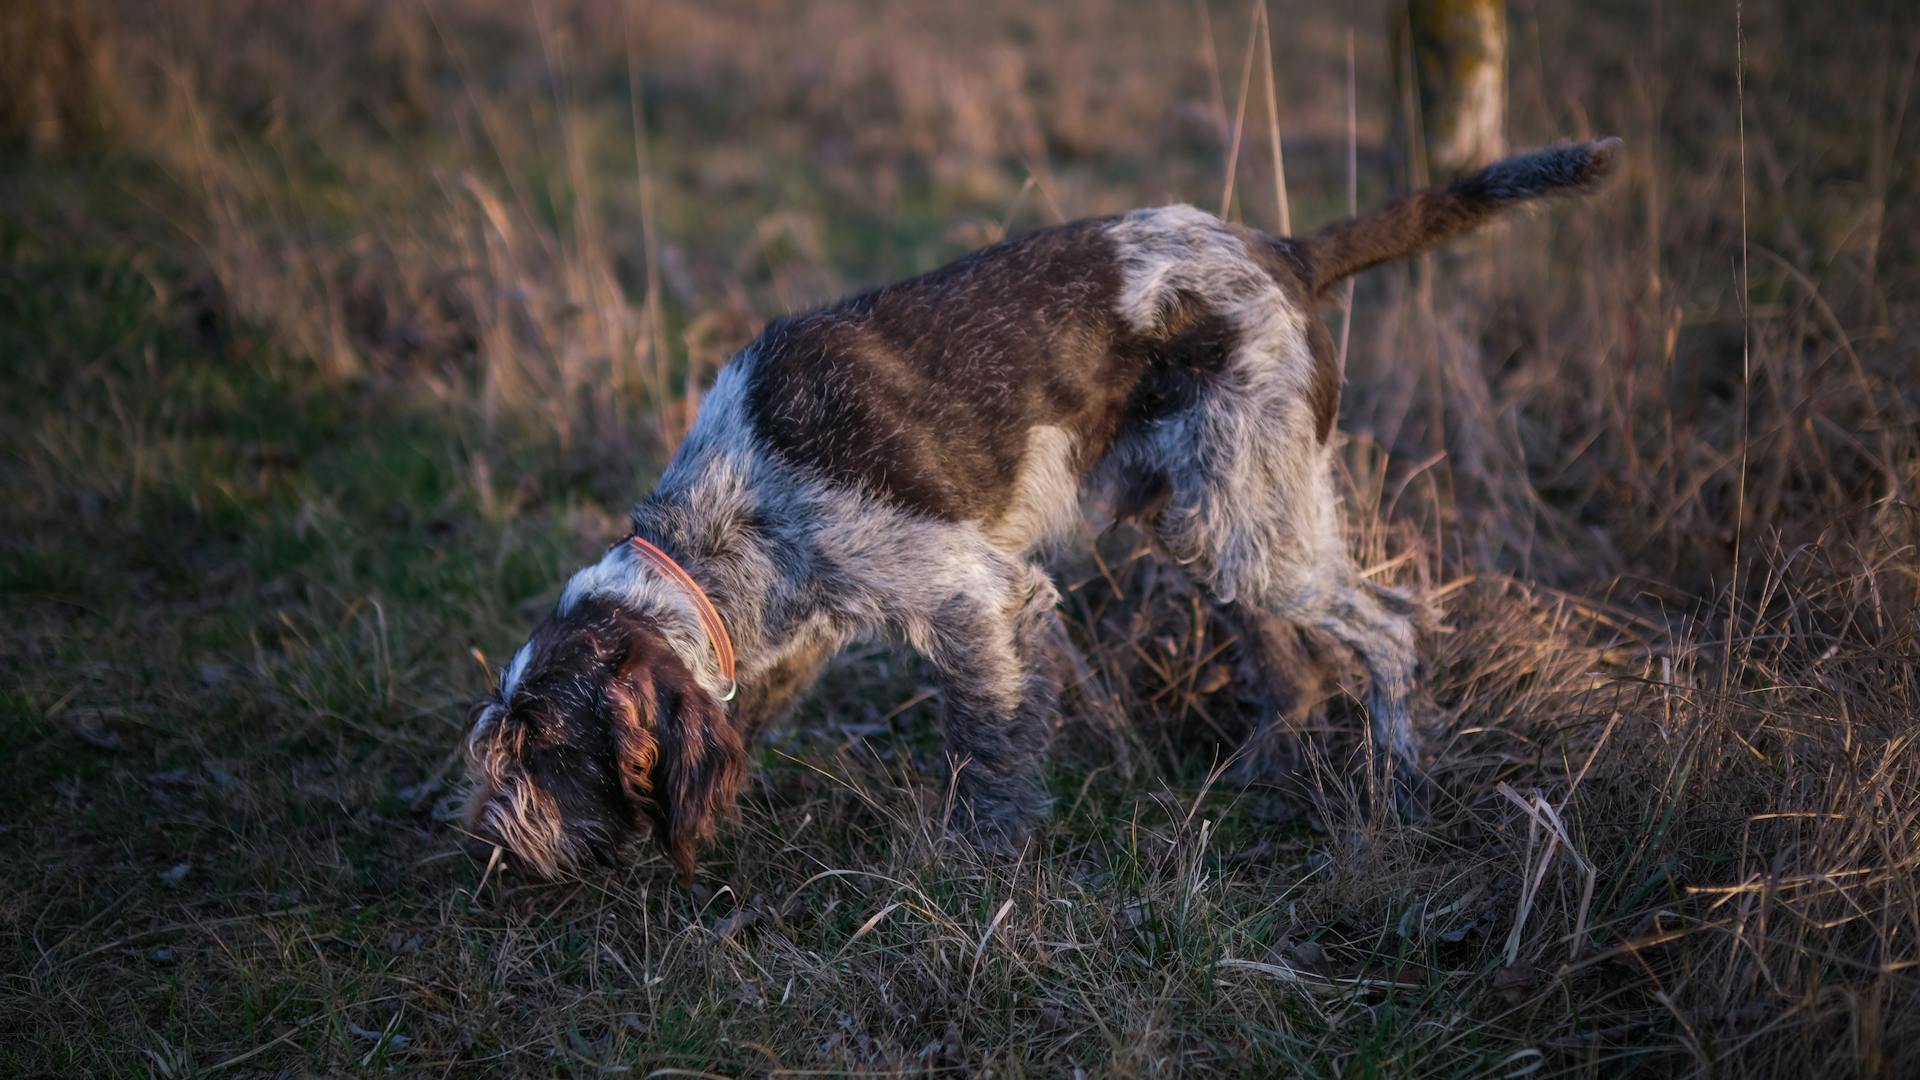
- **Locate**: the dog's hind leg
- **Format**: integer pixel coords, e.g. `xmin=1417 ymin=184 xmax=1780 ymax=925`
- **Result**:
xmin=1164 ymin=509 xmax=1425 ymax=811
xmin=1107 ymin=203 xmax=1428 ymax=814
xmin=1137 ymin=360 xmax=1427 ymax=814
xmin=1301 ymin=570 xmax=1427 ymax=816
xmin=1211 ymin=604 xmax=1339 ymax=785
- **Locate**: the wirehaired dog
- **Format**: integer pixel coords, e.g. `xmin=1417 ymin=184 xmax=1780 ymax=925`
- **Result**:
xmin=460 ymin=139 xmax=1620 ymax=879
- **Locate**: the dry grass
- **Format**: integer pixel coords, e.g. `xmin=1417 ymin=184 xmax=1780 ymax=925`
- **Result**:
xmin=2 ymin=0 xmax=1917 ymax=1075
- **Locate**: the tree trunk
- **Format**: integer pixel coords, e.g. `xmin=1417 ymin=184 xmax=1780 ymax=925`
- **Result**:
xmin=1394 ymin=0 xmax=1508 ymax=182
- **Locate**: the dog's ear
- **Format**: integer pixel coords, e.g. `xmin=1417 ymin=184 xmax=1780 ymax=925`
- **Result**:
xmin=607 ymin=655 xmax=665 ymax=826
xmin=655 ymin=678 xmax=747 ymax=879
xmin=607 ymin=638 xmax=746 ymax=880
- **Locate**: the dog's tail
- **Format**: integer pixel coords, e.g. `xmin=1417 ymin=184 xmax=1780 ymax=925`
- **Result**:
xmin=1295 ymin=138 xmax=1621 ymax=297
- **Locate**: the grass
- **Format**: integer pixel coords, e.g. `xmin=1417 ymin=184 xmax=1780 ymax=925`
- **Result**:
xmin=2 ymin=0 xmax=1917 ymax=1075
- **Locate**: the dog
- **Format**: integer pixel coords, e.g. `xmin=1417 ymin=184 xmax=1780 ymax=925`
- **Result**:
xmin=459 ymin=139 xmax=1620 ymax=880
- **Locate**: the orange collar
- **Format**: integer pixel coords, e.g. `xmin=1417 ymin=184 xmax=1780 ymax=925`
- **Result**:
xmin=618 ymin=534 xmax=737 ymax=701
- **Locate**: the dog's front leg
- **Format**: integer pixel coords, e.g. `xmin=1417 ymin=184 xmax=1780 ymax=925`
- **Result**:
xmin=727 ymin=628 xmax=843 ymax=742
xmin=920 ymin=567 xmax=1062 ymax=852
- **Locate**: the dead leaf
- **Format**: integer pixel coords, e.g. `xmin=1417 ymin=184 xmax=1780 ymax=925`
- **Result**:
xmin=1283 ymin=939 xmax=1329 ymax=973
xmin=75 ymin=716 xmax=122 ymax=752
xmin=710 ymin=896 xmax=762 ymax=942
xmin=1492 ymin=962 xmax=1539 ymax=1005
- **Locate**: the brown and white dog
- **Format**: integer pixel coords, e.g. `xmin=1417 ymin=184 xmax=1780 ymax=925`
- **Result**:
xmin=460 ymin=139 xmax=1620 ymax=880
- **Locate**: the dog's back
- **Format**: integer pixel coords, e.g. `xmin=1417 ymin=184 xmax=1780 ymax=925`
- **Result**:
xmin=732 ymin=138 xmax=1620 ymax=545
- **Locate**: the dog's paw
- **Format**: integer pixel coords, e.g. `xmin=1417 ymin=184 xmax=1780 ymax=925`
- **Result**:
xmin=1228 ymin=726 xmax=1304 ymax=790
xmin=950 ymin=816 xmax=1030 ymax=859
xmin=1387 ymin=761 xmax=1434 ymax=823
xmin=949 ymin=780 xmax=1050 ymax=857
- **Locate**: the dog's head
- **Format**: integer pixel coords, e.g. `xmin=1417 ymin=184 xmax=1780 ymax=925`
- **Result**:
xmin=460 ymin=596 xmax=745 ymax=880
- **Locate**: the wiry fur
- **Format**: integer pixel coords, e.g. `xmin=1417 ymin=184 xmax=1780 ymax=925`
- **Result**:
xmin=462 ymin=598 xmax=745 ymax=880
xmin=460 ymin=140 xmax=1618 ymax=878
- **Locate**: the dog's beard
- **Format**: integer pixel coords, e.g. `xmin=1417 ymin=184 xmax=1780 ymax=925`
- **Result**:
xmin=466 ymin=766 xmax=612 ymax=879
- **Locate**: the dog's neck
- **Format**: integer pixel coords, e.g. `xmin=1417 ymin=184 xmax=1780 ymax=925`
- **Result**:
xmin=557 ymin=533 xmax=741 ymax=704
xmin=558 ymin=355 xmax=793 ymax=705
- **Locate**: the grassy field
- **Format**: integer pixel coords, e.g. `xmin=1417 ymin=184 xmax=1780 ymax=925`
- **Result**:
xmin=3 ymin=0 xmax=1917 ymax=1075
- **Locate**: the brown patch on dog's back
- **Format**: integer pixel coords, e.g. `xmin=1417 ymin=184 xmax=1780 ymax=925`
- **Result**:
xmin=746 ymin=218 xmax=1150 ymax=523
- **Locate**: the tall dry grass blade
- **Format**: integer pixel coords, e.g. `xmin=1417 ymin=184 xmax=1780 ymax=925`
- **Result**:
xmin=1499 ymin=785 xmax=1550 ymax=966
xmin=1336 ymin=28 xmax=1357 ymax=377
xmin=625 ymin=15 xmax=672 ymax=411
xmin=1724 ymin=0 xmax=1753 ymax=705
xmin=993 ymin=175 xmax=1040 ymax=244
xmin=974 ymin=897 xmax=1016 ymax=964
xmin=834 ymin=901 xmax=908 ymax=960
xmin=475 ymin=843 xmax=504 ymax=898
xmin=1192 ymin=0 xmax=1230 ymax=140
xmin=1256 ymin=2 xmax=1289 ymax=234
xmin=1020 ymin=156 xmax=1068 ymax=225
xmin=1395 ymin=4 xmax=1429 ymax=193
xmin=626 ymin=9 xmax=671 ymax=431
xmin=1007 ymin=85 xmax=1067 ymax=224
xmin=1218 ymin=2 xmax=1260 ymax=219
xmin=1562 ymin=712 xmax=1622 ymax=809
xmin=533 ymin=4 xmax=593 ymax=259
xmin=1499 ymin=783 xmax=1598 ymax=963
xmin=1216 ymin=958 xmax=1422 ymax=997
xmin=422 ymin=2 xmax=551 ymax=265
xmin=1537 ymin=799 xmax=1598 ymax=961
xmin=1857 ymin=32 xmax=1920 ymax=317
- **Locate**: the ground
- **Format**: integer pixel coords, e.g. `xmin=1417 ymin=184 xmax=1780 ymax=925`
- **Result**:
xmin=2 ymin=1 xmax=1917 ymax=1076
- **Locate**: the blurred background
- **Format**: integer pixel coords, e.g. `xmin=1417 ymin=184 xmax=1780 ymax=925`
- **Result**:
xmin=4 ymin=1 xmax=1917 ymax=1075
